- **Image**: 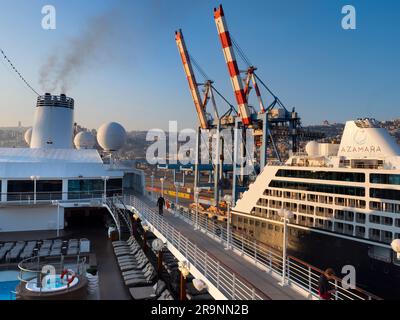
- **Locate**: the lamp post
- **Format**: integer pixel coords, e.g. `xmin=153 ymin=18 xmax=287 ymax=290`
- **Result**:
xmin=132 ymin=213 xmax=139 ymax=237
xmin=101 ymin=176 xmax=109 ymax=200
xmin=56 ymin=201 xmax=60 ymax=237
xmin=174 ymin=182 xmax=179 ymax=209
xmin=224 ymin=195 xmax=233 ymax=250
xmin=142 ymin=223 xmax=149 ymax=253
xmin=152 ymin=239 xmax=165 ymax=276
xmin=160 ymin=177 xmax=165 ymax=196
xmin=278 ymin=208 xmax=294 ymax=286
xmin=30 ymin=175 xmax=39 ymax=204
xmin=194 ymin=187 xmax=200 ymax=230
xmin=178 ymin=261 xmax=190 ymax=300
xmin=150 ymin=173 xmax=155 ymax=200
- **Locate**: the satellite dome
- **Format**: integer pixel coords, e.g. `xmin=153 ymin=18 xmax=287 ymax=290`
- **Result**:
xmin=305 ymin=141 xmax=319 ymax=156
xmin=97 ymin=122 xmax=127 ymax=151
xmin=24 ymin=128 xmax=32 ymax=145
xmin=74 ymin=131 xmax=95 ymax=149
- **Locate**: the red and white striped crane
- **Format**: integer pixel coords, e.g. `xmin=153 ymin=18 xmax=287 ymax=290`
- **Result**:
xmin=214 ymin=5 xmax=252 ymax=126
xmin=175 ymin=29 xmax=209 ymax=130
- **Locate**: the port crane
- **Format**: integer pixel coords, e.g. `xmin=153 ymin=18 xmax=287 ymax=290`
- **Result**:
xmin=172 ymin=5 xmax=320 ymax=206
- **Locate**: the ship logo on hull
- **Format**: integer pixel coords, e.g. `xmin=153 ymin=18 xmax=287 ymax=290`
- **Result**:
xmin=341 ymin=145 xmax=382 ymax=153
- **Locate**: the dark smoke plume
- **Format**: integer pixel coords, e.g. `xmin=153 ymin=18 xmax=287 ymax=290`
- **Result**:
xmin=39 ymin=9 xmax=119 ymax=93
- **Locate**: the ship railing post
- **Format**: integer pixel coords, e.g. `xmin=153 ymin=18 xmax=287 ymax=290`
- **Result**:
xmin=308 ymin=266 xmax=312 ymax=297
xmin=287 ymin=258 xmax=290 ymax=282
xmin=217 ymin=261 xmax=220 ymax=289
xmin=268 ymin=251 xmax=272 ymax=272
xmin=204 ymin=254 xmax=208 ymax=277
xmin=241 ymin=235 xmax=244 ymax=255
xmin=334 ymin=279 xmax=339 ymax=300
xmin=232 ymin=273 xmax=236 ymax=299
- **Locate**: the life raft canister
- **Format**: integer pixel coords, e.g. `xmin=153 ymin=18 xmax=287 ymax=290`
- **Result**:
xmin=61 ymin=269 xmax=76 ymax=284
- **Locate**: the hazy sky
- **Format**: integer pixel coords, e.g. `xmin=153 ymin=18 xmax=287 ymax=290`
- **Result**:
xmin=0 ymin=0 xmax=399 ymax=131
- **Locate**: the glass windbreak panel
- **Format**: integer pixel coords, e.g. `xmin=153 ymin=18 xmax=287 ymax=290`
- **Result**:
xmin=276 ymin=169 xmax=365 ymax=182
xmin=36 ymin=180 xmax=62 ymax=200
xmin=7 ymin=180 xmax=34 ymax=201
xmin=106 ymin=178 xmax=123 ymax=197
xmin=68 ymin=179 xmax=103 ymax=200
xmin=370 ymin=188 xmax=400 ymax=201
xmin=370 ymin=174 xmax=400 ymax=185
xmin=269 ymin=180 xmax=365 ymax=197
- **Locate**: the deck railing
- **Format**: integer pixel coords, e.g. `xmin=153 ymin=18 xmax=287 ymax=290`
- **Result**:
xmin=126 ymin=194 xmax=381 ymax=301
xmin=125 ymin=195 xmax=268 ymax=300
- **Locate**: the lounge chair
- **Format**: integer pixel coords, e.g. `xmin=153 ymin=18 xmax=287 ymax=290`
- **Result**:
xmin=129 ymin=280 xmax=166 ymax=300
xmin=124 ymin=269 xmax=157 ymax=287
xmin=157 ymin=289 xmax=174 ymax=300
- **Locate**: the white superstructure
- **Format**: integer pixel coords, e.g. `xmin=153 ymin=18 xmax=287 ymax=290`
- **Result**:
xmin=0 ymin=94 xmax=139 ymax=233
xmin=232 ymin=119 xmax=400 ymax=262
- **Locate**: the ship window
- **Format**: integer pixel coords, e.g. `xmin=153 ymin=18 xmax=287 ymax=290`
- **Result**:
xmin=106 ymin=178 xmax=123 ymax=196
xmin=68 ymin=179 xmax=103 ymax=199
xmin=383 ymin=217 xmax=393 ymax=226
xmin=269 ymin=180 xmax=365 ymax=197
xmin=370 ymin=174 xmax=400 ymax=185
xmin=356 ymin=213 xmax=366 ymax=223
xmin=369 ymin=215 xmax=381 ymax=224
xmin=36 ymin=180 xmax=62 ymax=200
xmin=276 ymin=169 xmax=365 ymax=182
xmin=396 ymin=219 xmax=400 ymax=228
xmin=261 ymin=223 xmax=266 ymax=228
xmin=7 ymin=180 xmax=34 ymax=201
xmin=356 ymin=226 xmax=365 ymax=237
xmin=370 ymin=188 xmax=400 ymax=201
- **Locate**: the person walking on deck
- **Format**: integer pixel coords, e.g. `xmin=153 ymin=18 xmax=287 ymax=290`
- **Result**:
xmin=318 ymin=268 xmax=336 ymax=300
xmin=157 ymin=195 xmax=165 ymax=215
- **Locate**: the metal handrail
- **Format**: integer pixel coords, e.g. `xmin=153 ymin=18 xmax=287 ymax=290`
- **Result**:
xmin=17 ymin=255 xmax=87 ymax=295
xmin=126 ymin=195 xmax=267 ymax=300
xmin=138 ymin=194 xmax=381 ymax=301
xmin=0 ymin=189 xmax=123 ymax=205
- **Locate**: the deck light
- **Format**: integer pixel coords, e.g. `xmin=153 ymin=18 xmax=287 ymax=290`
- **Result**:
xmin=391 ymin=239 xmax=400 ymax=259
xmin=192 ymin=279 xmax=207 ymax=292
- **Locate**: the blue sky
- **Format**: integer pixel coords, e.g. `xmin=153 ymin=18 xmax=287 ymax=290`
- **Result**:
xmin=0 ymin=0 xmax=399 ymax=131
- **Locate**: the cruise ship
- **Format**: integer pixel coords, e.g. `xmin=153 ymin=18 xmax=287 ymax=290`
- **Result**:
xmin=231 ymin=118 xmax=400 ymax=298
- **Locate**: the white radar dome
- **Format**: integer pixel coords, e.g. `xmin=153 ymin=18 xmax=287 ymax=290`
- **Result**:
xmin=24 ymin=128 xmax=32 ymax=145
xmin=74 ymin=131 xmax=95 ymax=149
xmin=305 ymin=141 xmax=319 ymax=156
xmin=97 ymin=122 xmax=127 ymax=151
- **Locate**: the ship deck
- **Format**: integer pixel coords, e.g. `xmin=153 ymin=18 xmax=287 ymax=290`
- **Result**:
xmin=137 ymin=196 xmax=305 ymax=300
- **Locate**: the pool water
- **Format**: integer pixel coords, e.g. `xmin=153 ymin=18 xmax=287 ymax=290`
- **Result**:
xmin=0 ymin=271 xmax=19 ymax=300
xmin=0 ymin=280 xmax=18 ymax=300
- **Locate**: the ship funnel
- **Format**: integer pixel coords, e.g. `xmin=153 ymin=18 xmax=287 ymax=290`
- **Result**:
xmin=30 ymin=94 xmax=75 ymax=149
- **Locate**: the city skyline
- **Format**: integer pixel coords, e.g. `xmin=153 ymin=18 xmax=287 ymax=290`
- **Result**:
xmin=0 ymin=0 xmax=399 ymax=131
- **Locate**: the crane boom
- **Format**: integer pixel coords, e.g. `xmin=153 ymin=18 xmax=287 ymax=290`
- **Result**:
xmin=214 ymin=5 xmax=252 ymax=126
xmin=175 ymin=29 xmax=209 ymax=129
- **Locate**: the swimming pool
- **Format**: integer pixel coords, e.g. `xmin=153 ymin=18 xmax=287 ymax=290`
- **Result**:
xmin=0 ymin=271 xmax=19 ymax=300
